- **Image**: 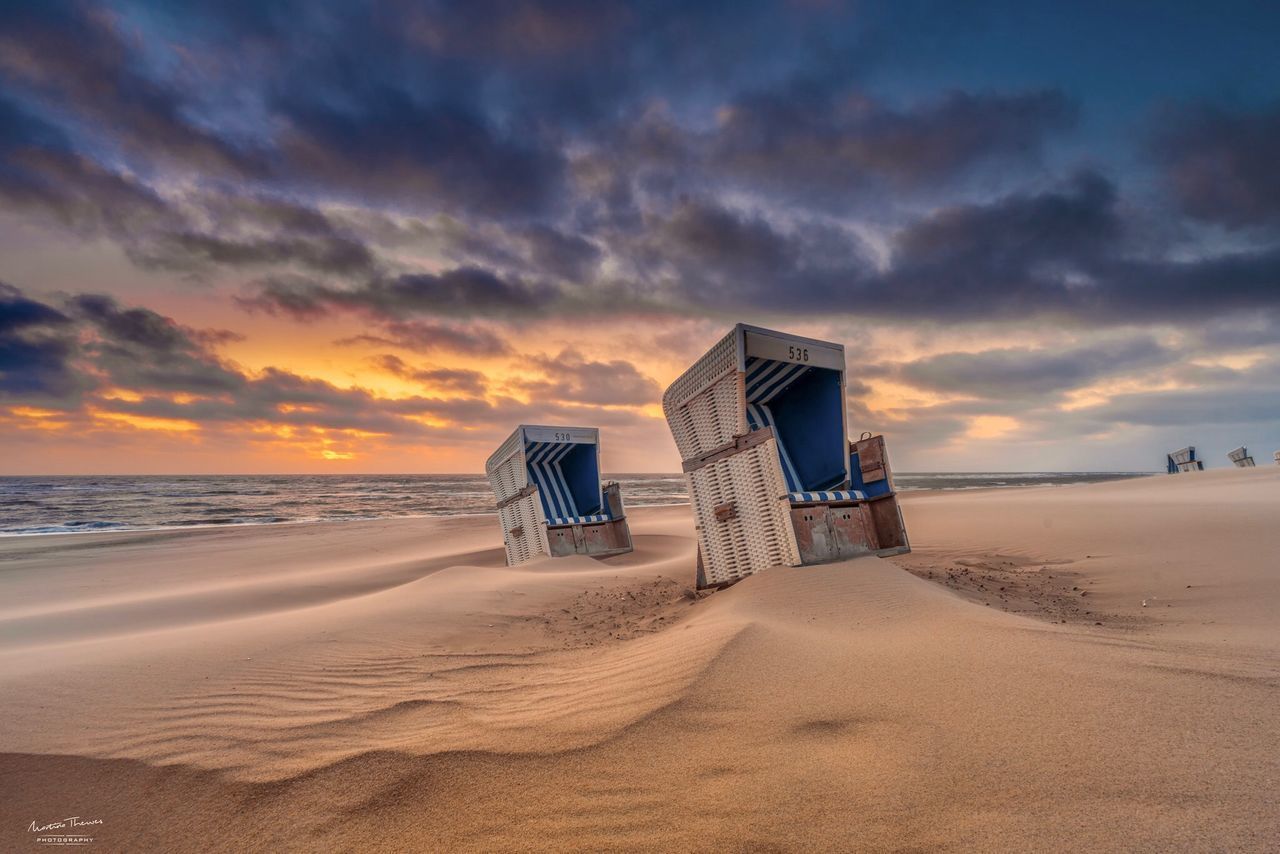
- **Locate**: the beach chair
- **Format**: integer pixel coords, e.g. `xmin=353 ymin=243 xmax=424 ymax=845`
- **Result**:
xmin=1227 ymin=446 xmax=1256 ymax=468
xmin=485 ymin=425 xmax=633 ymax=565
xmin=1166 ymin=446 xmax=1204 ymax=473
xmin=663 ymin=323 xmax=910 ymax=589
xmin=1274 ymin=450 xmax=1280 ymax=466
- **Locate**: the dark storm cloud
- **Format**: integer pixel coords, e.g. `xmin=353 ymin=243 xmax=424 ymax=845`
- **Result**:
xmin=129 ymin=229 xmax=376 ymax=276
xmin=1196 ymin=312 xmax=1280 ymax=350
xmin=842 ymin=172 xmax=1280 ymax=323
xmin=569 ymin=84 xmax=1078 ymax=227
xmin=710 ymin=86 xmax=1077 ymax=200
xmin=1153 ymin=102 xmax=1280 ymax=229
xmin=515 ymin=348 xmax=661 ymax=407
xmin=521 ymin=225 xmax=602 ymax=282
xmin=334 ymin=320 xmax=512 ymax=357
xmin=126 ymin=193 xmax=381 ymax=276
xmin=0 ymin=2 xmax=265 ymax=175
xmin=869 ymin=170 xmax=1121 ymax=319
xmin=0 ymin=94 xmax=377 ymax=278
xmin=0 ymin=94 xmax=174 ymax=238
xmin=611 ymin=173 xmax=1274 ymax=324
xmin=896 ymin=337 xmax=1174 ymax=400
xmin=636 ymin=198 xmax=872 ymax=309
xmin=242 ymin=267 xmax=559 ymax=320
xmin=1 ymin=0 xmax=1278 ymax=339
xmin=67 ymin=293 xmax=247 ymax=394
xmin=277 ymin=92 xmax=567 ymax=219
xmin=0 ymin=283 xmax=79 ymax=398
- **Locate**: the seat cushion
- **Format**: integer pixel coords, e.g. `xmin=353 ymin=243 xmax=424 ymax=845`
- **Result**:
xmin=787 ymin=490 xmax=865 ymax=503
xmin=547 ymin=514 xmax=609 ymax=526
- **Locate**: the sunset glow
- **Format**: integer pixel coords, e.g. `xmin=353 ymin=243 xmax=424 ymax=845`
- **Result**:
xmin=2 ymin=2 xmax=1279 ymax=474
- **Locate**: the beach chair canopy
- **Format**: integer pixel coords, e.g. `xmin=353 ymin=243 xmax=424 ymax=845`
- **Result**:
xmin=1227 ymin=446 xmax=1256 ymax=468
xmin=1167 ymin=446 xmax=1203 ymax=473
xmin=667 ymin=325 xmax=893 ymax=503
xmin=487 ymin=425 xmax=609 ymax=525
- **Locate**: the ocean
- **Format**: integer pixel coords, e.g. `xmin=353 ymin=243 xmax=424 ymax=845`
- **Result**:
xmin=0 ymin=472 xmax=1154 ymax=536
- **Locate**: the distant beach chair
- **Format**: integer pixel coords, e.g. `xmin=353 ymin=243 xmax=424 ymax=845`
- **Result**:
xmin=1275 ymin=450 xmax=1280 ymax=466
xmin=1166 ymin=446 xmax=1204 ymax=473
xmin=663 ymin=323 xmax=910 ymax=589
xmin=486 ymin=425 xmax=633 ymax=565
xmin=1227 ymin=446 xmax=1256 ymax=468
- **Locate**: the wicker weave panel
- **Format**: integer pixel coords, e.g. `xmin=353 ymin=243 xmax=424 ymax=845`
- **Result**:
xmin=497 ymin=492 xmax=550 ymax=565
xmin=487 ymin=451 xmax=528 ymax=505
xmin=665 ymin=370 xmax=746 ymax=460
xmin=663 ymin=330 xmax=745 ymax=459
xmin=688 ymin=437 xmax=800 ymax=586
xmin=485 ymin=428 xmax=523 ymax=475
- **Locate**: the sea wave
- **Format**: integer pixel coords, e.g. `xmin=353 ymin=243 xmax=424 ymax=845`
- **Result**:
xmin=0 ymin=472 xmax=1152 ymax=536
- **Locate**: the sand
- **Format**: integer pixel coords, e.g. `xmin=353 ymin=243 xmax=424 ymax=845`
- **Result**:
xmin=2 ymin=467 xmax=1278 ymax=851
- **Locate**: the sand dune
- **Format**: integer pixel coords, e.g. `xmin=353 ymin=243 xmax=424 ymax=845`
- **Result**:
xmin=3 ymin=470 xmax=1279 ymax=851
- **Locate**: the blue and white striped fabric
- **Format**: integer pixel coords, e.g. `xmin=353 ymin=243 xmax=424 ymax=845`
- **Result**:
xmin=547 ymin=514 xmax=609 ymax=526
xmin=525 ymin=441 xmax=582 ymax=522
xmin=787 ymin=490 xmax=865 ymax=503
xmin=744 ymin=357 xmax=811 ymax=492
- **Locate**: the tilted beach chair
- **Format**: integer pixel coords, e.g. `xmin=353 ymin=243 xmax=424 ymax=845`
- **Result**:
xmin=663 ymin=324 xmax=910 ymax=589
xmin=1227 ymin=446 xmax=1256 ymax=468
xmin=486 ymin=425 xmax=633 ymax=565
xmin=1166 ymin=446 xmax=1204 ymax=473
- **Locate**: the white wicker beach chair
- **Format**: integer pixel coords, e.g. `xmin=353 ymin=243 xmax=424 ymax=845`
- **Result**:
xmin=1227 ymin=446 xmax=1256 ymax=468
xmin=1166 ymin=446 xmax=1204 ymax=473
xmin=485 ymin=425 xmax=633 ymax=565
xmin=662 ymin=324 xmax=910 ymax=589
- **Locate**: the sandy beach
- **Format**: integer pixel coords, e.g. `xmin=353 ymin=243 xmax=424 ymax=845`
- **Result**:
xmin=2 ymin=467 xmax=1278 ymax=851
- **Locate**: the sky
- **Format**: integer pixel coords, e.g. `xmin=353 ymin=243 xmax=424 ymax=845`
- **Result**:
xmin=2 ymin=0 xmax=1280 ymax=475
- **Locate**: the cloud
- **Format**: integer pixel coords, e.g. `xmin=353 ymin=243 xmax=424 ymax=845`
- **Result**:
xmin=0 ymin=3 xmax=265 ymax=175
xmin=1153 ymin=102 xmax=1280 ymax=229
xmin=371 ymin=354 xmax=488 ymax=396
xmin=1084 ymin=375 xmax=1280 ymax=428
xmin=67 ymin=293 xmax=247 ymax=395
xmin=869 ymin=170 xmax=1120 ymax=319
xmin=0 ymin=282 xmax=79 ymax=398
xmin=809 ymin=171 xmax=1280 ymax=324
xmin=129 ymin=229 xmax=376 ymax=276
xmin=0 ymin=283 xmax=638 ymax=450
xmin=242 ymin=267 xmax=560 ymax=320
xmin=632 ymin=198 xmax=872 ymax=309
xmin=896 ymin=337 xmax=1174 ymax=400
xmin=709 ymin=86 xmax=1077 ymax=202
xmin=335 ymin=319 xmax=512 ymax=357
xmin=521 ymin=224 xmax=602 ymax=281
xmin=276 ymin=91 xmax=567 ymax=218
xmin=0 ymin=94 xmax=175 ymax=239
xmin=0 ymin=93 xmax=378 ymax=278
xmin=515 ymin=348 xmax=661 ymax=407
xmin=125 ymin=193 xmax=379 ymax=276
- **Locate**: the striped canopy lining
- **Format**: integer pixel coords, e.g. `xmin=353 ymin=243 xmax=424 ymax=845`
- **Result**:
xmin=744 ymin=357 xmax=847 ymax=497
xmin=789 ymin=490 xmax=865 ymax=503
xmin=525 ymin=441 xmax=604 ymax=526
